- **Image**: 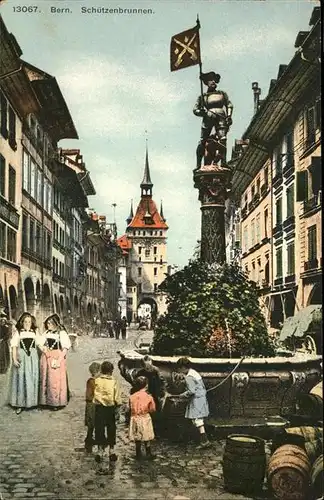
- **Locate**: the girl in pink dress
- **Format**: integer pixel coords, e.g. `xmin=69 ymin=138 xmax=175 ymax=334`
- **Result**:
xmin=129 ymin=376 xmax=156 ymax=460
xmin=39 ymin=314 xmax=71 ymax=410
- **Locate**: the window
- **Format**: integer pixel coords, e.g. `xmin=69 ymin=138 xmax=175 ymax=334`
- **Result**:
xmin=286 ymin=130 xmax=294 ymax=168
xmin=23 ymin=151 xmax=29 ymax=192
xmin=0 ymin=155 xmax=5 ymax=196
xmin=127 ymin=297 xmax=133 ymax=305
xmin=287 ymin=243 xmax=295 ymax=275
xmin=256 ymin=214 xmax=261 ymax=243
xmin=275 ymin=147 xmax=282 ymax=175
xmin=276 ymin=198 xmax=282 ymax=225
xmin=276 ymin=247 xmax=283 ymax=278
xmin=251 ymin=261 xmax=256 ymax=281
xmin=36 ymin=224 xmax=42 ymax=255
xmin=306 ymin=106 xmax=316 ymax=147
xmin=30 ymin=160 xmax=36 ymax=199
xmin=138 ymin=246 xmax=142 ymax=254
xmin=22 ymin=214 xmax=28 ymax=250
xmin=138 ymin=283 xmax=142 ymax=293
xmin=7 ymin=228 xmax=16 ymax=262
xmin=29 ymin=219 xmax=35 ymax=252
xmin=8 ymin=107 xmax=17 ymax=150
xmin=47 ymin=183 xmax=52 ymax=213
xmin=145 ymin=249 xmax=150 ymax=258
xmin=154 ymin=284 xmax=158 ymax=292
xmin=251 ymin=219 xmax=255 ymax=247
xmin=154 ymin=267 xmax=157 ymax=276
xmin=8 ymin=166 xmax=16 ymax=206
xmin=286 ymin=185 xmax=294 ymax=218
xmin=159 ymin=231 xmax=162 ymax=236
xmin=251 ymin=184 xmax=255 ymax=199
xmin=308 ymin=225 xmax=317 ymax=261
xmin=0 ymin=92 xmax=8 ymax=139
xmin=0 ymin=222 xmax=6 ymax=257
xmin=138 ymin=268 xmax=142 ymax=277
xmin=243 ymin=226 xmax=248 ymax=253
xmin=264 ymin=208 xmax=268 ymax=238
xmin=264 ymin=166 xmax=269 ymax=188
xmin=153 ymin=246 xmax=157 ymax=255
xmin=37 ymin=168 xmax=42 ymax=204
xmin=256 ymin=178 xmax=261 ymax=194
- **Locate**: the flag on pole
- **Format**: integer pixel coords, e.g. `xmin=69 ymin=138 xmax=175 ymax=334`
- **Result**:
xmin=170 ymin=25 xmax=201 ymax=72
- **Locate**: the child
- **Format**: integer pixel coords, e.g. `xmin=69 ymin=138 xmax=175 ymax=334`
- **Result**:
xmin=176 ymin=357 xmax=211 ymax=448
xmin=93 ymin=361 xmax=122 ymax=461
xmin=129 ymin=376 xmax=156 ymax=460
xmin=84 ymin=361 xmax=101 ymax=452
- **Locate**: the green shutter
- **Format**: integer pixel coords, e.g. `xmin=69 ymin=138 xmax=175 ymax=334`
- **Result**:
xmin=296 ymin=171 xmax=308 ymax=201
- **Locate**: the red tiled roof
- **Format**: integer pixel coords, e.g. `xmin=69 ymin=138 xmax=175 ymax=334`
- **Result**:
xmin=117 ymin=234 xmax=132 ymax=255
xmin=128 ymin=198 xmax=168 ymax=229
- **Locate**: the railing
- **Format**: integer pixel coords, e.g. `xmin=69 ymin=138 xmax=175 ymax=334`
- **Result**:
xmin=283 ymin=216 xmax=295 ymax=231
xmin=304 ymin=195 xmax=321 ymax=215
xmin=0 ymin=196 xmax=19 ymax=229
xmin=304 ymin=259 xmax=318 ymax=271
xmin=285 ymin=274 xmax=296 ymax=284
xmin=272 ymin=223 xmax=283 ymax=237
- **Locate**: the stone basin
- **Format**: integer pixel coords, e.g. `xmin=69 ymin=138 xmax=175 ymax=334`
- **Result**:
xmin=118 ymin=350 xmax=322 ymax=420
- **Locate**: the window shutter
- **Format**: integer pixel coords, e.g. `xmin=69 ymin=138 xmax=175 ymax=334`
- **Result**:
xmin=296 ymin=171 xmax=308 ymax=201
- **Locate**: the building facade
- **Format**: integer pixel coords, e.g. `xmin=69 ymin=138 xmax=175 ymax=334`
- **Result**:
xmin=227 ymin=7 xmax=321 ymax=332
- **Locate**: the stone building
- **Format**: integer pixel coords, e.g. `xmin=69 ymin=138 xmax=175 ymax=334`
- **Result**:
xmin=117 ymin=148 xmax=168 ymax=324
xmin=227 ymin=6 xmax=321 ymax=330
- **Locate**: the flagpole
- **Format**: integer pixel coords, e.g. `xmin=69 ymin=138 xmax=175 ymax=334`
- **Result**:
xmin=196 ymin=15 xmax=204 ymax=105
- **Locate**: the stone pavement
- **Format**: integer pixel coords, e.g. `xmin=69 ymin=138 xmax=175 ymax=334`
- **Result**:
xmin=0 ymin=330 xmax=263 ymax=500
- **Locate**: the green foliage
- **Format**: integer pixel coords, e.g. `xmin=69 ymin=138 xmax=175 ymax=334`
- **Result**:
xmin=152 ymin=260 xmax=275 ymax=358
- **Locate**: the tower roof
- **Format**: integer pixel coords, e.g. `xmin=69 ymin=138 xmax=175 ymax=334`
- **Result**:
xmin=126 ymin=200 xmax=134 ymax=225
xmin=140 ymin=144 xmax=153 ymax=190
xmin=128 ymin=198 xmax=168 ymax=230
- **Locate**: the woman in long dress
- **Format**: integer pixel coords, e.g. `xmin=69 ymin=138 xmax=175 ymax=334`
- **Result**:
xmin=8 ymin=312 xmax=41 ymax=415
xmin=39 ymin=313 xmax=71 ymax=410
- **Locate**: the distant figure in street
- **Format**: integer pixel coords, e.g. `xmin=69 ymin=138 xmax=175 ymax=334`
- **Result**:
xmin=93 ymin=361 xmax=122 ymax=462
xmin=8 ymin=312 xmax=41 ymax=414
xmin=121 ymin=316 xmax=127 ymax=340
xmin=114 ymin=319 xmax=121 ymax=340
xmin=0 ymin=308 xmax=11 ymax=374
xmin=129 ymin=376 xmax=156 ymax=460
xmin=175 ymin=357 xmax=211 ymax=448
xmin=107 ymin=320 xmax=115 ymax=338
xmin=38 ymin=314 xmax=71 ymax=410
xmin=84 ymin=361 xmax=101 ymax=452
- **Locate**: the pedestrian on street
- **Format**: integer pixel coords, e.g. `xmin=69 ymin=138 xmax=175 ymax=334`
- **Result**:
xmin=114 ymin=318 xmax=121 ymax=340
xmin=84 ymin=361 xmax=101 ymax=452
xmin=175 ymin=357 xmax=211 ymax=449
xmin=8 ymin=312 xmax=41 ymax=415
xmin=0 ymin=308 xmax=11 ymax=375
xmin=93 ymin=361 xmax=122 ymax=462
xmin=129 ymin=376 xmax=156 ymax=460
xmin=38 ymin=313 xmax=71 ymax=411
xmin=121 ymin=316 xmax=127 ymax=340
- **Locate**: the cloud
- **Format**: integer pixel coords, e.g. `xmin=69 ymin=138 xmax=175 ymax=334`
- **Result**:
xmin=56 ymin=54 xmax=196 ymax=138
xmin=203 ymin=25 xmax=294 ymax=62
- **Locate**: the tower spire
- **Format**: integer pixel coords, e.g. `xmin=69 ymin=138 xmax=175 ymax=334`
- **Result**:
xmin=140 ymin=138 xmax=153 ymax=197
xmin=126 ymin=199 xmax=134 ymax=225
xmin=160 ymin=200 xmax=166 ymax=221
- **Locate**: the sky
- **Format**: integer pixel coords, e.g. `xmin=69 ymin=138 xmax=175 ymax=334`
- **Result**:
xmin=1 ymin=0 xmax=318 ymax=267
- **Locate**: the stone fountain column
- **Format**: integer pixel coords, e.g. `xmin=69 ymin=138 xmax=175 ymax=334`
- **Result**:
xmin=194 ymin=162 xmax=231 ymax=264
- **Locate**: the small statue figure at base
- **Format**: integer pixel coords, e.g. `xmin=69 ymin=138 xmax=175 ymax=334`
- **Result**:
xmin=193 ymin=71 xmax=233 ymax=169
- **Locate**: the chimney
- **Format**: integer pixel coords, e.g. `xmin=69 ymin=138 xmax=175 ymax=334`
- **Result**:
xmin=252 ymin=82 xmax=261 ymax=115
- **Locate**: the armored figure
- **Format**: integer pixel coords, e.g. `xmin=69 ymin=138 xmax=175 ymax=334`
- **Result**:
xmin=193 ymin=71 xmax=233 ymax=169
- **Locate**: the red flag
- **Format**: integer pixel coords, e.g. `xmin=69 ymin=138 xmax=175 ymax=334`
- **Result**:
xmin=170 ymin=26 xmax=201 ymax=72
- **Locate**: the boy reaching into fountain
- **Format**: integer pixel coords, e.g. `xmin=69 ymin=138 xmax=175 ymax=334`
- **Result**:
xmin=176 ymin=357 xmax=211 ymax=449
xmin=84 ymin=362 xmax=101 ymax=452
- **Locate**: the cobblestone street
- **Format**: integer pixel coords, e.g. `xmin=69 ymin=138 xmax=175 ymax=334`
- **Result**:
xmin=0 ymin=330 xmax=256 ymax=500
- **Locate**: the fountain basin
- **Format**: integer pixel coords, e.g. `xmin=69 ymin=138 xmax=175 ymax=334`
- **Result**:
xmin=118 ymin=350 xmax=322 ymax=420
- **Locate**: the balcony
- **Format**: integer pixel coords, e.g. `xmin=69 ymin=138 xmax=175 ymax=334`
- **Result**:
xmin=274 ymin=277 xmax=283 ymax=286
xmin=304 ymin=259 xmax=318 ymax=272
xmin=272 ymin=223 xmax=283 ymax=237
xmin=0 ymin=196 xmax=20 ymax=229
xmin=283 ymin=216 xmax=295 ymax=232
xmin=241 ymin=206 xmax=248 ymax=219
xmin=282 ymin=162 xmax=295 ymax=178
xmin=260 ymin=183 xmax=269 ymax=198
xmin=273 ymin=172 xmax=283 ymax=189
xmin=285 ymin=274 xmax=296 ymax=285
xmin=303 ymin=195 xmax=321 ymax=217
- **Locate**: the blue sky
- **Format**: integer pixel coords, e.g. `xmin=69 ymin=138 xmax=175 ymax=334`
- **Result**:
xmin=1 ymin=0 xmax=317 ymax=267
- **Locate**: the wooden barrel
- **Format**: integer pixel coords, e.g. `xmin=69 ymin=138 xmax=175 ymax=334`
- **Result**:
xmin=286 ymin=426 xmax=323 ymax=442
xmin=222 ymin=434 xmax=266 ymax=494
xmin=304 ymin=438 xmax=324 ymax=465
xmin=311 ymin=454 xmax=324 ymax=499
xmin=267 ymin=444 xmax=311 ymax=500
xmin=297 ymin=394 xmax=323 ymax=419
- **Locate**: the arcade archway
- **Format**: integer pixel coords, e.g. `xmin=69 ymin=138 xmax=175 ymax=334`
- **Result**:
xmin=24 ymin=278 xmax=34 ymax=313
xmin=9 ymin=285 xmax=18 ymax=319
